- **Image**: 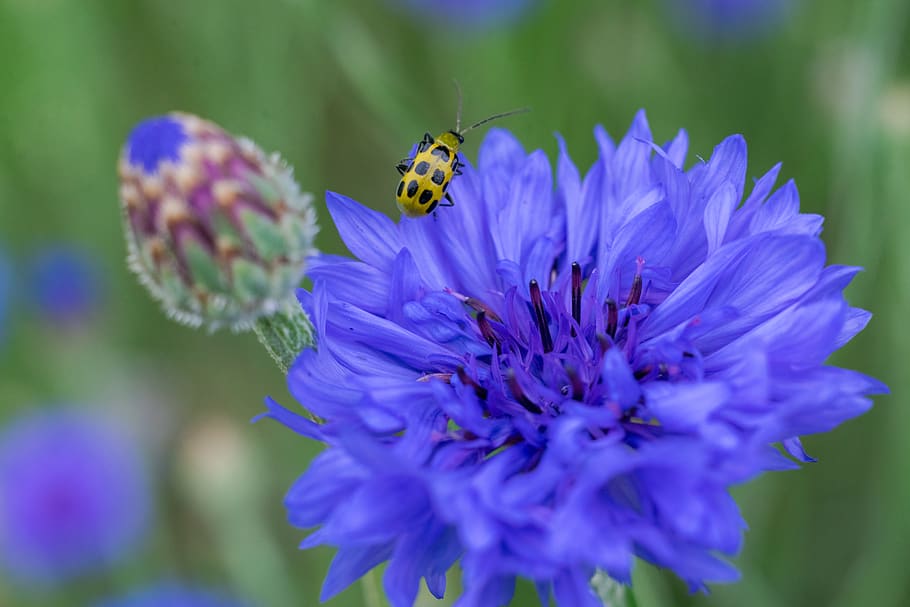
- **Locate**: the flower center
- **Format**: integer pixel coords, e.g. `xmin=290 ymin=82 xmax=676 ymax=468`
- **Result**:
xmin=435 ymin=257 xmax=700 ymax=447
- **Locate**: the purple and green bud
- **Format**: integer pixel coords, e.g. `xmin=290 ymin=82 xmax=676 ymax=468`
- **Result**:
xmin=118 ymin=113 xmax=317 ymax=332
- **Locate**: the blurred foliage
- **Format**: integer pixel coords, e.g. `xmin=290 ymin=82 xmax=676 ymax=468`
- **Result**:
xmin=0 ymin=0 xmax=908 ymax=606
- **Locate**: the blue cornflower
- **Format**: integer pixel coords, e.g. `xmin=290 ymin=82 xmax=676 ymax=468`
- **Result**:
xmin=389 ymin=0 xmax=540 ymax=30
xmin=96 ymin=582 xmax=249 ymax=607
xmin=27 ymin=245 xmax=104 ymax=327
xmin=263 ymin=111 xmax=885 ymax=606
xmin=664 ymin=0 xmax=794 ymax=41
xmin=0 ymin=408 xmax=151 ymax=585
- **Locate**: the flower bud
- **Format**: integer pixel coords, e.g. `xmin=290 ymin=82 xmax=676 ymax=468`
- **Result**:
xmin=118 ymin=113 xmax=317 ymax=331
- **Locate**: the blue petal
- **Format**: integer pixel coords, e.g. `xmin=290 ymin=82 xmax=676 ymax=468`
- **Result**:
xmin=494 ymin=150 xmax=554 ymax=265
xmin=692 ymin=134 xmax=748 ymax=204
xmin=321 ymin=543 xmax=394 ymax=601
xmin=307 ymin=256 xmax=390 ymax=315
xmin=601 ymin=201 xmax=676 ymax=301
xmin=642 ymin=234 xmax=825 ymax=343
xmin=522 ymin=236 xmax=559 ymax=290
xmin=286 ymin=349 xmax=365 ymax=420
xmin=745 ymin=162 xmax=783 ymax=206
xmin=477 ymin=127 xmax=527 ymax=179
xmin=326 ymin=191 xmax=402 ymax=270
xmin=835 ymin=307 xmax=872 ymax=348
xmin=809 ymin=264 xmax=863 ymax=296
xmin=558 ymin=134 xmax=597 ymax=268
xmin=610 ymin=110 xmax=653 ymax=202
xmin=703 ymin=181 xmax=738 ymax=255
xmin=652 ymin=143 xmax=691 ymax=220
xmin=602 ymin=348 xmax=640 ymax=410
xmin=663 ymin=128 xmax=689 ymax=169
xmin=553 ymin=568 xmax=602 ymax=607
xmin=641 ymin=382 xmax=730 ymax=431
xmin=320 ymin=298 xmax=462 ymax=370
xmin=320 ymin=476 xmax=430 ymax=545
xmin=759 ymin=298 xmax=847 ymax=365
xmin=593 ymin=123 xmax=616 ymax=163
xmin=254 ymin=396 xmax=322 ymax=440
xmin=726 ymin=162 xmax=783 ymax=240
xmin=783 ymin=437 xmax=817 ymax=463
xmin=383 ymin=522 xmax=460 ymax=607
xmin=388 ymin=248 xmax=425 ymax=322
xmin=418 ymin=167 xmax=501 ymax=296
xmin=749 ymin=180 xmax=824 ymax=237
xmin=398 ymin=215 xmax=452 ymax=291
xmin=456 ymin=559 xmax=516 ymax=607
xmin=285 ymin=449 xmax=364 ymax=528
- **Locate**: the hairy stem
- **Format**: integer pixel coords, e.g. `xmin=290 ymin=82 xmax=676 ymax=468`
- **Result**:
xmin=252 ymin=299 xmax=315 ymax=374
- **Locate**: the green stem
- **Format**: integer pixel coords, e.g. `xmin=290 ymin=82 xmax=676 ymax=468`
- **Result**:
xmin=252 ymin=300 xmax=315 ymax=375
xmin=361 ymin=569 xmax=384 ymax=607
xmin=591 ymin=571 xmax=639 ymax=607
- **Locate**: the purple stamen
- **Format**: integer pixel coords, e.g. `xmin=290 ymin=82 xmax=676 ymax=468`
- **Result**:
xmin=571 ymin=262 xmax=582 ymax=334
xmin=633 ymin=365 xmax=653 ymax=380
xmin=566 ymin=366 xmax=585 ymax=401
xmin=476 ymin=310 xmax=498 ymax=348
xmin=445 ymin=287 xmax=503 ymax=322
xmin=506 ymin=370 xmax=543 ymax=414
xmin=605 ymin=298 xmax=618 ymax=339
xmin=625 ymin=257 xmax=645 ymax=308
xmin=597 ymin=334 xmax=611 ymax=355
xmin=529 ymin=280 xmax=553 ymax=353
xmin=456 ymin=367 xmax=489 ymax=400
xmin=418 ymin=372 xmax=453 ymax=383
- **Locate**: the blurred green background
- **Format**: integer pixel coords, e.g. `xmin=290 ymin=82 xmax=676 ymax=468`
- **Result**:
xmin=0 ymin=0 xmax=908 ymax=605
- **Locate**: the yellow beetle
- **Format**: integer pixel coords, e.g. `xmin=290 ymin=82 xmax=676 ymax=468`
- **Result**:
xmin=396 ymin=90 xmax=528 ymax=218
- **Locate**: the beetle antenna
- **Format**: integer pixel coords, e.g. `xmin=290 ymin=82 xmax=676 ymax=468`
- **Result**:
xmin=460 ymin=107 xmax=530 ymax=135
xmin=453 ymin=79 xmax=463 ymax=133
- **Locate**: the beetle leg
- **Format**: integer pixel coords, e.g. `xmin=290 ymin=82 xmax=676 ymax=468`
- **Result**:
xmin=418 ymin=132 xmax=434 ymax=153
xmin=440 ymin=193 xmax=455 ymax=207
xmin=395 ymin=157 xmax=412 ymax=175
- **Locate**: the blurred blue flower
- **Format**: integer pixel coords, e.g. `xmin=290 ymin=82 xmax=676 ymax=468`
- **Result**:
xmin=0 ymin=408 xmax=151 ymax=585
xmin=28 ymin=246 xmax=104 ymax=327
xmin=96 ymin=582 xmax=249 ymax=607
xmin=263 ymin=111 xmax=885 ymax=606
xmin=390 ymin=0 xmax=540 ymax=30
xmin=0 ymin=250 xmax=10 ymax=344
xmin=665 ymin=0 xmax=794 ymax=41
